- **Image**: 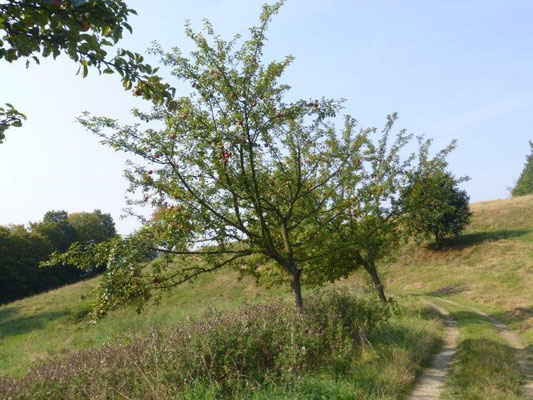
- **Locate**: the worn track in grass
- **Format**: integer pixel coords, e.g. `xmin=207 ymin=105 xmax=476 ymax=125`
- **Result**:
xmin=407 ymin=300 xmax=459 ymax=400
xmin=437 ymin=297 xmax=533 ymax=399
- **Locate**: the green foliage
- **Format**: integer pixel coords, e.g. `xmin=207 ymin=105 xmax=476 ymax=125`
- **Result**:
xmin=0 ymin=209 xmax=117 ymax=304
xmin=0 ymin=103 xmax=26 ymax=143
xmin=0 ymin=225 xmax=53 ymax=303
xmin=0 ymin=0 xmax=175 ymax=140
xmin=315 ymin=116 xmax=459 ymax=302
xmin=512 ymin=141 xmax=533 ymax=196
xmin=402 ymin=167 xmax=471 ymax=247
xmin=31 ymin=210 xmax=78 ymax=252
xmin=51 ymin=1 xmax=371 ymax=314
xmin=321 ymin=114 xmax=417 ymax=302
xmin=49 ymin=2 xmax=467 ymax=316
xmin=67 ymin=209 xmax=117 ymax=244
xmin=0 ymin=289 xmax=392 ymax=399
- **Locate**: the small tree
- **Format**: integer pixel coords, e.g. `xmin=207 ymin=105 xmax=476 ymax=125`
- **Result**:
xmin=46 ymin=2 xmax=364 ymax=315
xmin=512 ymin=141 xmax=533 ymax=196
xmin=402 ymin=161 xmax=471 ymax=248
xmin=321 ymin=116 xmax=411 ymax=303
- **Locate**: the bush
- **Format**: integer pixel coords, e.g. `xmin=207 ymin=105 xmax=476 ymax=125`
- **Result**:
xmin=0 ymin=290 xmax=388 ymax=399
xmin=402 ymin=170 xmax=471 ymax=247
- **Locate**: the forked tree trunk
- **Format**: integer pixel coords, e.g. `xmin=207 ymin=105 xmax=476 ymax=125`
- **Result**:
xmin=363 ymin=262 xmax=387 ymax=304
xmin=290 ymin=269 xmax=304 ymax=312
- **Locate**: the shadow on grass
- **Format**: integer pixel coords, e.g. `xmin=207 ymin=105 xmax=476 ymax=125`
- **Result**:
xmin=0 ymin=307 xmax=69 ymax=339
xmin=490 ymin=306 xmax=533 ymax=327
xmin=429 ymin=229 xmax=532 ymax=251
xmin=369 ymin=313 xmax=443 ymax=368
xmin=425 ymin=284 xmax=468 ymax=297
xmin=445 ymin=337 xmax=522 ymax=398
xmin=0 ymin=307 xmax=20 ymax=323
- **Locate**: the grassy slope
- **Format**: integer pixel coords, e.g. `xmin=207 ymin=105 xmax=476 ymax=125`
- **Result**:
xmin=1 ymin=194 xmax=531 ymax=398
xmin=378 ymin=195 xmax=533 ymax=398
xmin=0 ymin=270 xmax=285 ymax=377
xmin=383 ymin=194 xmax=533 ymax=345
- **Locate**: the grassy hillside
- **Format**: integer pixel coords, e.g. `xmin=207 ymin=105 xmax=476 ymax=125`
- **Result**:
xmin=383 ymin=194 xmax=533 ymax=344
xmin=1 ymin=195 xmax=532 ymax=398
xmin=0 ymin=270 xmax=286 ymax=377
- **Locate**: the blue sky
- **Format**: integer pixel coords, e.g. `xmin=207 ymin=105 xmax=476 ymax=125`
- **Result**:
xmin=1 ymin=0 xmax=532 ymax=234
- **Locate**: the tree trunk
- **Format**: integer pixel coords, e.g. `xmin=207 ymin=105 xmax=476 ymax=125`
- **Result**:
xmin=290 ymin=270 xmax=304 ymax=312
xmin=363 ymin=262 xmax=387 ymax=304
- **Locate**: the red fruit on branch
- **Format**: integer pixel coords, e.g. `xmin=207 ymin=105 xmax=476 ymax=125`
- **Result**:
xmin=147 ymin=170 xmax=153 ymax=175
xmin=170 ymin=133 xmax=177 ymax=140
xmin=237 ymin=120 xmax=244 ymax=126
xmin=79 ymin=21 xmax=90 ymax=32
xmin=275 ymin=113 xmax=283 ymax=119
xmin=133 ymin=87 xmax=143 ymax=96
xmin=180 ymin=114 xmax=188 ymax=120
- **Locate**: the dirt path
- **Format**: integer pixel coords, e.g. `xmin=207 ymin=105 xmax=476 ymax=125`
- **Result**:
xmin=437 ymin=298 xmax=533 ymax=399
xmin=408 ymin=300 xmax=459 ymax=400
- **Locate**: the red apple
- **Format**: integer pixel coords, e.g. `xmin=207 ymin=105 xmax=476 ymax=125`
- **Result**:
xmin=79 ymin=21 xmax=90 ymax=32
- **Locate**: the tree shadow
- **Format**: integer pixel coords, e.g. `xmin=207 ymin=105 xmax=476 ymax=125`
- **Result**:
xmin=0 ymin=307 xmax=69 ymax=339
xmin=424 ymin=284 xmax=468 ymax=297
xmin=489 ymin=306 xmax=533 ymax=327
xmin=447 ymin=337 xmax=522 ymax=397
xmin=429 ymin=229 xmax=532 ymax=251
xmin=0 ymin=307 xmax=20 ymax=323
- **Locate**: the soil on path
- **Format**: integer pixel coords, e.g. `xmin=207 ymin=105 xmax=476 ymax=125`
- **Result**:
xmin=408 ymin=300 xmax=459 ymax=400
xmin=438 ymin=298 xmax=533 ymax=399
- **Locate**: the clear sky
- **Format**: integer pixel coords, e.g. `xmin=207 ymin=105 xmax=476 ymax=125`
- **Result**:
xmin=1 ymin=0 xmax=532 ymax=234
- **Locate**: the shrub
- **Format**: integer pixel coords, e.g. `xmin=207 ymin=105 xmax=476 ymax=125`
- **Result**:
xmin=402 ymin=170 xmax=471 ymax=248
xmin=0 ymin=289 xmax=389 ymax=399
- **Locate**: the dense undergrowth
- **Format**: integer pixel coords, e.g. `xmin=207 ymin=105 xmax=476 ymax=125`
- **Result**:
xmin=0 ymin=290 xmax=442 ymax=399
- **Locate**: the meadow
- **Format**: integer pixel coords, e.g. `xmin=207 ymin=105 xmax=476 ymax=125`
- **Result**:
xmin=1 ymin=195 xmax=532 ymax=399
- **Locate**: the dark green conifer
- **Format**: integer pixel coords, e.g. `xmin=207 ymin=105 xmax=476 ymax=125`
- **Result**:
xmin=512 ymin=141 xmax=533 ymax=196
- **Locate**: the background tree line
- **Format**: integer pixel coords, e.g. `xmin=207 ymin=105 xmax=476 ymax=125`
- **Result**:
xmin=0 ymin=209 xmax=116 ymax=304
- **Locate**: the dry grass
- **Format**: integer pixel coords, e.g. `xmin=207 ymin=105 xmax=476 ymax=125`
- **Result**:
xmin=0 ymin=269 xmax=284 ymax=377
xmin=374 ymin=195 xmax=533 ymax=345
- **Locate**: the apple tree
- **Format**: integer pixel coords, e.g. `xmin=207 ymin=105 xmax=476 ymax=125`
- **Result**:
xmin=45 ymin=2 xmax=366 ymax=316
xmin=318 ymin=117 xmax=462 ymax=303
xmin=0 ymin=0 xmax=175 ymax=141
